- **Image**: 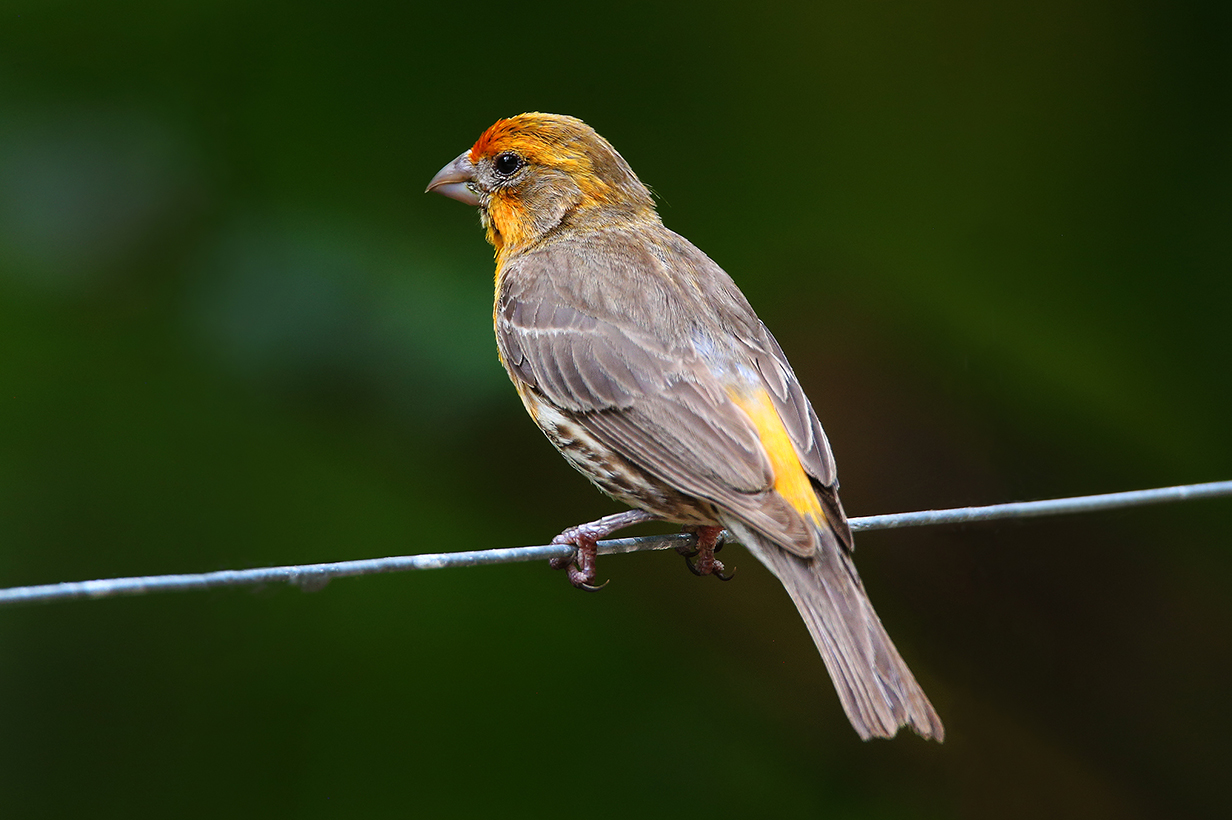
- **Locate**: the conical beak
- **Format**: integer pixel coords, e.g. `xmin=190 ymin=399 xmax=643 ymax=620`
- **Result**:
xmin=425 ymin=151 xmax=480 ymax=206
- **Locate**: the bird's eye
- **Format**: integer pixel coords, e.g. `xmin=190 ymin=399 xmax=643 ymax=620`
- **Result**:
xmin=493 ymin=152 xmax=523 ymax=176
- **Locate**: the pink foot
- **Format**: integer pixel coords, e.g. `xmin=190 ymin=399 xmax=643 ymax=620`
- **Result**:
xmin=677 ymin=525 xmax=733 ymax=580
xmin=549 ymin=510 xmax=658 ymax=591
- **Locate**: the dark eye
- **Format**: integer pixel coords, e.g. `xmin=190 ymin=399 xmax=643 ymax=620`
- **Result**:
xmin=493 ymin=152 xmax=522 ymax=176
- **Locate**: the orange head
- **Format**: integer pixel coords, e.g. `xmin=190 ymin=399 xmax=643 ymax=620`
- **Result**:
xmin=426 ymin=113 xmax=657 ymax=257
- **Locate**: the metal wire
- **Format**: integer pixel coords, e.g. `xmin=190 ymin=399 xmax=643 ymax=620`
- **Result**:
xmin=1 ymin=480 xmax=1229 ymax=609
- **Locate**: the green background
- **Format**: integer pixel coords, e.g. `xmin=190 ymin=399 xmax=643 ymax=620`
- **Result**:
xmin=2 ymin=1 xmax=1229 ymax=817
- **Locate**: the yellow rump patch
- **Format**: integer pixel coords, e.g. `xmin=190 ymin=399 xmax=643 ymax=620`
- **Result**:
xmin=731 ymin=388 xmax=826 ymax=526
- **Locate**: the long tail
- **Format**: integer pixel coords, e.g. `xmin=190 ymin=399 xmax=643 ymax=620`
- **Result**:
xmin=727 ymin=521 xmax=945 ymax=741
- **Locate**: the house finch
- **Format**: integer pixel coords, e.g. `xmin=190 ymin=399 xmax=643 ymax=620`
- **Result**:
xmin=427 ymin=113 xmax=943 ymax=741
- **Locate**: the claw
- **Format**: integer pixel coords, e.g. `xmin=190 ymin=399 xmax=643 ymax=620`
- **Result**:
xmin=571 ymin=571 xmax=610 ymax=592
xmin=684 ymin=553 xmax=732 ymax=580
xmin=677 ymin=525 xmax=730 ymax=581
xmin=684 ymin=554 xmax=705 ymax=576
xmin=548 ymin=509 xmax=660 ymax=591
xmin=552 ymin=540 xmax=603 ymax=590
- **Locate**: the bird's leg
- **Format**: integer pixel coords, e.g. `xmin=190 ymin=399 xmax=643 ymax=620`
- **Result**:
xmin=550 ymin=509 xmax=659 ymax=591
xmin=677 ymin=525 xmax=733 ymax=581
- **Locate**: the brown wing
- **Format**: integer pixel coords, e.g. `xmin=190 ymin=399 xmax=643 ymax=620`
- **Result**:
xmin=744 ymin=325 xmax=854 ymax=552
xmin=496 ymin=226 xmax=844 ymax=555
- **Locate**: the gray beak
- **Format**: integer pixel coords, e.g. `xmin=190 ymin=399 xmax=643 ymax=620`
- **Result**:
xmin=425 ymin=151 xmax=480 ymax=206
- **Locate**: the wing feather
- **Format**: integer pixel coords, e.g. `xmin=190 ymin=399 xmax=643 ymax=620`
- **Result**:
xmin=496 ymin=226 xmax=847 ymax=554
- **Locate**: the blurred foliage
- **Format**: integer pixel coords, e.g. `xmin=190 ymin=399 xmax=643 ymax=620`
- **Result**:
xmin=1 ymin=1 xmax=1229 ymax=817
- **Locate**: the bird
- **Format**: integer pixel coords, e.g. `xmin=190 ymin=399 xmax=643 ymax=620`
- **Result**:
xmin=426 ymin=113 xmax=943 ymax=741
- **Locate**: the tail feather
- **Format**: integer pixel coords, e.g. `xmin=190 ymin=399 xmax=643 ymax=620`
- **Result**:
xmin=727 ymin=521 xmax=944 ymax=741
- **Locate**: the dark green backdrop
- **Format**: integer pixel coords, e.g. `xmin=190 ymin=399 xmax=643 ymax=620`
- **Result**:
xmin=2 ymin=2 xmax=1229 ymax=817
